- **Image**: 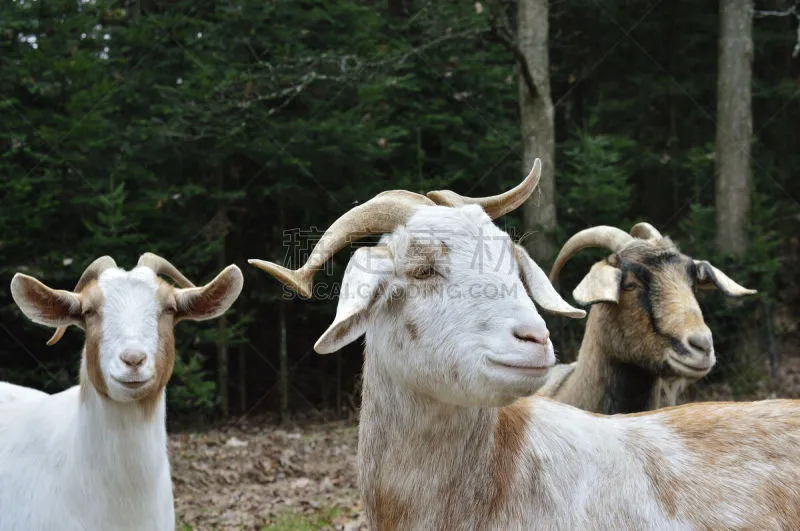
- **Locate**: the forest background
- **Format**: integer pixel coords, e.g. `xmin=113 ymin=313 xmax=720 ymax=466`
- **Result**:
xmin=2 ymin=0 xmax=799 ymax=425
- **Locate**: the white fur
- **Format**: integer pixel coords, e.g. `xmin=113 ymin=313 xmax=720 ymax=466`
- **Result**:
xmin=0 ymin=382 xmax=48 ymax=405
xmin=0 ymin=384 xmax=174 ymax=531
xmin=98 ymin=267 xmax=162 ymax=402
xmin=1 ymin=267 xmax=175 ymax=531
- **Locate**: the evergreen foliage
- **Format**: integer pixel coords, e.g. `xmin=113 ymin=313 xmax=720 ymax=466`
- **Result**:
xmin=2 ymin=0 xmax=797 ymax=420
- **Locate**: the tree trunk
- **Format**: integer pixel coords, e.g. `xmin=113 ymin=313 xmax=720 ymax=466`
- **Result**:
xmin=278 ymin=208 xmax=290 ymax=425
xmin=216 ymin=261 xmax=229 ymax=417
xmin=238 ymin=348 xmax=247 ymax=413
xmin=518 ymin=0 xmax=557 ymax=265
xmin=715 ymin=0 xmax=753 ymax=257
xmin=216 ymin=168 xmax=229 ymax=418
xmin=278 ymin=301 xmax=289 ymax=425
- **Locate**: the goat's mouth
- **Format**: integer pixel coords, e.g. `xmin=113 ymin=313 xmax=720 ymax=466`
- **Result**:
xmin=487 ymin=358 xmax=552 ymax=377
xmin=666 ymin=355 xmax=713 ymax=377
xmin=111 ymin=377 xmax=153 ymax=389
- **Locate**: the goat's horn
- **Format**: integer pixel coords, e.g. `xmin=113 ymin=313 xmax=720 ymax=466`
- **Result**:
xmin=47 ymin=256 xmax=118 ymax=346
xmin=137 ymin=253 xmax=196 ymax=288
xmin=549 ymin=226 xmax=635 ymax=281
xmin=630 ymin=222 xmax=663 ymax=241
xmin=426 ymin=158 xmax=542 ymax=219
xmin=249 ymin=190 xmax=435 ymax=298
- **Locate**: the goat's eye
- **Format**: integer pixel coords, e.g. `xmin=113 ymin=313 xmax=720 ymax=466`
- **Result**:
xmin=622 ymin=282 xmax=639 ymax=291
xmin=163 ymin=306 xmax=177 ymax=316
xmin=82 ymin=309 xmax=96 ymax=318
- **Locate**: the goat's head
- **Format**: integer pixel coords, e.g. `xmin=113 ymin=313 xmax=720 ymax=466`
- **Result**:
xmin=549 ymin=223 xmax=756 ymax=379
xmin=10 ymin=254 xmax=243 ymax=403
xmin=251 ymin=160 xmax=585 ymax=406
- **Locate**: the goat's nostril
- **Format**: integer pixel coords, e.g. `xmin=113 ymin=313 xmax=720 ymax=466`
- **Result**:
xmin=687 ymin=333 xmax=713 ymax=355
xmin=513 ymin=330 xmax=550 ymax=345
xmin=120 ymin=350 xmax=146 ymax=368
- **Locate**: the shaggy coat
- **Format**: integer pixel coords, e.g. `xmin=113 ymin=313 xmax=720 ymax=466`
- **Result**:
xmin=313 ymin=208 xmax=798 ymax=529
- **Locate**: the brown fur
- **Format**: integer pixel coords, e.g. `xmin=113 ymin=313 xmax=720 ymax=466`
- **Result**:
xmin=373 ymin=485 xmax=410 ymax=531
xmin=139 ymin=280 xmax=177 ymax=419
xmin=634 ymin=429 xmax=679 ymax=518
xmin=545 ymin=238 xmax=714 ymax=414
xmin=79 ymin=281 xmax=109 ymax=400
xmin=17 ymin=279 xmax=79 ymax=324
xmin=491 ymin=398 xmax=531 ymax=516
xmin=404 ymin=321 xmax=419 ymax=341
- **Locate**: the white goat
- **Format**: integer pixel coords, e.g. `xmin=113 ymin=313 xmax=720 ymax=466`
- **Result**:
xmin=536 ymin=223 xmax=757 ymax=413
xmin=251 ymin=160 xmax=800 ymax=530
xmin=1 ymin=254 xmax=243 ymax=531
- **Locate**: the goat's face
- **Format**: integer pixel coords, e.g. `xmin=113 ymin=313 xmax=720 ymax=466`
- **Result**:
xmin=314 ymin=206 xmax=584 ymax=406
xmin=11 ymin=259 xmax=243 ymax=403
xmin=572 ymin=239 xmax=754 ymax=379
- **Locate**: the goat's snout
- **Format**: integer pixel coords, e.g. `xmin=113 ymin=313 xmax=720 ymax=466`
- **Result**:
xmin=512 ymin=323 xmax=550 ymax=345
xmin=120 ymin=350 xmax=147 ymax=369
xmin=685 ymin=331 xmax=713 ymax=357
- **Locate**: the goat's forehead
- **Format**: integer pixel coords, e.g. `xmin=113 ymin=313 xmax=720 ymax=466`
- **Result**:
xmin=622 ymin=253 xmax=695 ymax=288
xmin=96 ymin=267 xmax=160 ymax=297
xmin=404 ymin=205 xmax=509 ymax=249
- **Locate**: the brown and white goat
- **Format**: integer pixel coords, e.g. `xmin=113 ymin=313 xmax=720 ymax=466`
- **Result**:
xmin=1 ymin=254 xmax=243 ymax=531
xmin=250 ymin=162 xmax=800 ymax=529
xmin=536 ymin=223 xmax=757 ymax=413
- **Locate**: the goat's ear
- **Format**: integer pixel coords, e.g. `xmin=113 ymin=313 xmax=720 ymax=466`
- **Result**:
xmin=315 ymin=247 xmax=394 ymax=354
xmin=573 ymin=261 xmax=622 ymax=306
xmin=175 ymin=265 xmax=244 ymax=322
xmin=694 ymin=261 xmax=757 ymax=297
xmin=10 ymin=274 xmax=82 ymax=328
xmin=514 ymin=245 xmax=585 ymax=318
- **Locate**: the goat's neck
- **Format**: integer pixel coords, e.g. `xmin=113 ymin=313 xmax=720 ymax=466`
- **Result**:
xmin=76 ymin=355 xmax=169 ymax=488
xmin=359 ymin=346 xmax=525 ymax=529
xmin=561 ymin=307 xmax=656 ymax=414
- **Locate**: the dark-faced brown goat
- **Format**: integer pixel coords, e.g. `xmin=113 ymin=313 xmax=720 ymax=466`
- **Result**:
xmin=537 ymin=222 xmax=757 ymax=414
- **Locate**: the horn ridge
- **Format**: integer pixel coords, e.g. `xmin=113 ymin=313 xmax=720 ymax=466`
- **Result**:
xmin=549 ymin=226 xmax=635 ymax=282
xmin=137 ymin=253 xmax=196 ymax=288
xmin=426 ymin=158 xmax=542 ymax=219
xmin=250 ymin=190 xmax=434 ymax=297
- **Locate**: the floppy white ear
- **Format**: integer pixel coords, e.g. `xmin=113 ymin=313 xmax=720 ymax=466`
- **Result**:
xmin=694 ymin=261 xmax=757 ymax=297
xmin=10 ymin=274 xmax=82 ymax=328
xmin=573 ymin=261 xmax=622 ymax=306
xmin=514 ymin=244 xmax=585 ymax=318
xmin=314 ymin=247 xmax=395 ymax=354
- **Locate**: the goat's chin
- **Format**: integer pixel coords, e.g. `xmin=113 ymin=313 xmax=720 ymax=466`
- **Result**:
xmin=481 ymin=367 xmax=550 ymax=406
xmin=665 ymin=353 xmax=713 ymax=379
xmin=106 ymin=377 xmax=157 ymax=403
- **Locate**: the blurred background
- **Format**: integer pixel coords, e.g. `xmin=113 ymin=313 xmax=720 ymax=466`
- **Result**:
xmin=1 ymin=0 xmax=798 ymax=427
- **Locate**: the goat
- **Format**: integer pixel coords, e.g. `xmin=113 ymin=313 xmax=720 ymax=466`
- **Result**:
xmin=251 ymin=160 xmax=800 ymax=530
xmin=536 ymin=223 xmax=756 ymax=413
xmin=1 ymin=254 xmax=243 ymax=531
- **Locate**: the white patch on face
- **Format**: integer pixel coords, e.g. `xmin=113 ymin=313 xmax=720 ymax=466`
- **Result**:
xmin=96 ymin=267 xmax=161 ymax=401
xmin=373 ymin=205 xmax=555 ymax=407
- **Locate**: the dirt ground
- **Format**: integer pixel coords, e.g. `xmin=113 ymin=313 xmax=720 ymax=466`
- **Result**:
xmin=171 ymin=356 xmax=800 ymax=530
xmin=171 ymin=419 xmax=365 ymax=531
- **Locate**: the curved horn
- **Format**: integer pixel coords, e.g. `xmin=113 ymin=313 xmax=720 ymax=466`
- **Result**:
xmin=630 ymin=222 xmax=663 ymax=241
xmin=249 ymin=190 xmax=435 ymax=298
xmin=47 ymin=256 xmax=118 ymax=346
xmin=137 ymin=253 xmax=196 ymax=288
xmin=549 ymin=226 xmax=635 ymax=281
xmin=426 ymin=158 xmax=542 ymax=219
